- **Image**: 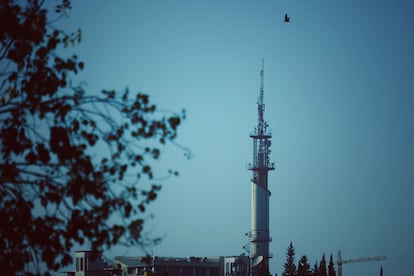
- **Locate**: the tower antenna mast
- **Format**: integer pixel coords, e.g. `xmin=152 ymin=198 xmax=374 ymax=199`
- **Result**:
xmin=248 ymin=60 xmax=275 ymax=275
xmin=258 ymin=59 xmax=265 ymax=128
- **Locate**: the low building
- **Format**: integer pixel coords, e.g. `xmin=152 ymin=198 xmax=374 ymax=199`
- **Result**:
xmin=63 ymin=250 xmax=115 ymax=276
xmin=113 ymin=254 xmax=249 ymax=276
xmin=64 ymin=251 xmax=249 ymax=276
xmin=114 ymin=255 xmax=231 ymax=276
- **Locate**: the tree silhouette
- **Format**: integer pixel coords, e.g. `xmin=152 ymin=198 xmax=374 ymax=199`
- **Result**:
xmin=319 ymin=254 xmax=327 ymax=276
xmin=297 ymin=255 xmax=311 ymax=276
xmin=313 ymin=260 xmax=319 ymax=276
xmin=282 ymin=242 xmax=297 ymax=276
xmin=328 ymin=254 xmax=336 ymax=276
xmin=0 ymin=0 xmax=188 ymax=274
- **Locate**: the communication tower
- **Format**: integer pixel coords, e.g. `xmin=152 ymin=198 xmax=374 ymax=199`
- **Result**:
xmin=247 ymin=60 xmax=275 ymax=275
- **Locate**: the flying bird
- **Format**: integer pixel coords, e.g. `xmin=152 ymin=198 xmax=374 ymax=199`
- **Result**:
xmin=284 ymin=13 xmax=291 ymax=23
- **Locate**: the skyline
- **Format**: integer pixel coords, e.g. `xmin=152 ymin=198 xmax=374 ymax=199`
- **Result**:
xmin=61 ymin=1 xmax=414 ymax=275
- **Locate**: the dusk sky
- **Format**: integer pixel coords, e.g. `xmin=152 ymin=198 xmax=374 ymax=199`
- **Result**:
xmin=62 ymin=1 xmax=413 ymax=275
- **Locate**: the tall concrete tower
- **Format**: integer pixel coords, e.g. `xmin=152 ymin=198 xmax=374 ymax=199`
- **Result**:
xmin=248 ymin=60 xmax=274 ymax=275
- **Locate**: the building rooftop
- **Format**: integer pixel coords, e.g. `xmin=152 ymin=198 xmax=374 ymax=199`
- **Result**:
xmin=114 ymin=256 xmax=223 ymax=267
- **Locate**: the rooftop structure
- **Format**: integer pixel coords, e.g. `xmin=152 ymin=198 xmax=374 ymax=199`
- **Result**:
xmin=64 ymin=251 xmax=249 ymax=276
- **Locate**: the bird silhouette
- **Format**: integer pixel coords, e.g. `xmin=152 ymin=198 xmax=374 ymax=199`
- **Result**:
xmin=284 ymin=13 xmax=291 ymax=23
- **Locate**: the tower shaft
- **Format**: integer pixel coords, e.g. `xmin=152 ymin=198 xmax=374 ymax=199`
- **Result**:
xmin=248 ymin=60 xmax=274 ymax=275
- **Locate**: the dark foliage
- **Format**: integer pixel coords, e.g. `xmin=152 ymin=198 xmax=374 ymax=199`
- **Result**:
xmin=297 ymin=255 xmax=311 ymax=276
xmin=313 ymin=261 xmax=319 ymax=276
xmin=328 ymin=254 xmax=336 ymax=276
xmin=281 ymin=243 xmax=338 ymax=276
xmin=0 ymin=0 xmax=187 ymax=274
xmin=318 ymin=254 xmax=327 ymax=276
xmin=282 ymin=241 xmax=297 ymax=276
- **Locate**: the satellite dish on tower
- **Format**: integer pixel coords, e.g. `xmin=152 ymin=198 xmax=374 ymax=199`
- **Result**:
xmin=252 ymin=256 xmax=264 ymax=267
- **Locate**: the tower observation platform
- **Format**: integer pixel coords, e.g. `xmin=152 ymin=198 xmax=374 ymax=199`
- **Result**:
xmin=247 ymin=60 xmax=274 ymax=275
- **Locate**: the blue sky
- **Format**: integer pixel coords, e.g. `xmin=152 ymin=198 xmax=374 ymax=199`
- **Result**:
xmin=64 ymin=1 xmax=413 ymax=275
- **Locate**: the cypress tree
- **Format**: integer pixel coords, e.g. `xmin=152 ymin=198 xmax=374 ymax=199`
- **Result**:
xmin=319 ymin=254 xmax=327 ymax=276
xmin=328 ymin=254 xmax=336 ymax=276
xmin=282 ymin=242 xmax=297 ymax=276
xmin=298 ymin=255 xmax=311 ymax=276
xmin=313 ymin=261 xmax=319 ymax=276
